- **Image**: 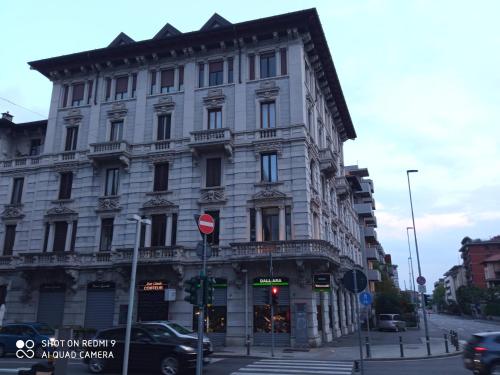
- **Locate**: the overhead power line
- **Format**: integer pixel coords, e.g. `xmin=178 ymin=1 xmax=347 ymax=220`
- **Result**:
xmin=0 ymin=97 xmax=46 ymax=119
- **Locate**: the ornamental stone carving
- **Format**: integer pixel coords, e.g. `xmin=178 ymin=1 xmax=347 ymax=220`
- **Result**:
xmin=255 ymin=80 xmax=280 ymax=99
xmin=253 ymin=141 xmax=282 ymax=159
xmin=203 ymin=89 xmax=225 ymax=107
xmin=1 ymin=205 xmax=24 ymax=220
xmin=63 ymin=109 xmax=83 ymax=126
xmin=107 ymin=102 xmax=127 ymax=120
xmin=142 ymin=197 xmax=175 ymax=209
xmin=45 ymin=205 xmax=77 ymax=217
xmin=96 ymin=196 xmax=121 ymax=212
xmin=199 ymin=189 xmax=227 ymax=204
xmin=154 ymin=96 xmax=175 ymax=113
xmin=252 ymin=188 xmax=287 ymax=202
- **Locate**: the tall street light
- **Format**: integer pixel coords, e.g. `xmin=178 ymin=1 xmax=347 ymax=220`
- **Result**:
xmin=123 ymin=214 xmax=151 ymax=375
xmin=406 ymin=227 xmax=417 ymax=302
xmin=406 ymin=169 xmax=431 ymax=356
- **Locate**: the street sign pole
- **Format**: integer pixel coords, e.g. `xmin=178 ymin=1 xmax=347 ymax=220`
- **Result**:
xmin=353 ymin=270 xmax=364 ymax=375
xmin=269 ymin=251 xmax=275 ymax=357
xmin=195 ymin=233 xmax=206 ymax=375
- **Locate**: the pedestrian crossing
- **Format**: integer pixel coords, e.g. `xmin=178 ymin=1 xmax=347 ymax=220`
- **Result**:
xmin=230 ymin=359 xmax=353 ymax=375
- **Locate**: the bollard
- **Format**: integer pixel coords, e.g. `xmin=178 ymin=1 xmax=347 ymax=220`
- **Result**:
xmin=365 ymin=336 xmax=371 ymax=358
xmin=455 ymin=332 xmax=460 ymax=351
xmin=399 ymin=336 xmax=404 ymax=358
xmin=354 ymin=360 xmax=360 ymax=372
xmin=246 ymin=334 xmax=251 ymax=356
xmin=444 ymin=333 xmax=449 ymax=353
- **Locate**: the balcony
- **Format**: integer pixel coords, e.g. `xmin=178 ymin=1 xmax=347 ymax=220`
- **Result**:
xmin=16 ymin=252 xmax=78 ymax=269
xmin=367 ymin=269 xmax=382 ymax=282
xmin=354 ymin=203 xmax=374 ymax=218
xmin=114 ymin=246 xmax=183 ymax=264
xmin=364 ymin=227 xmax=377 ymax=240
xmin=88 ymin=141 xmax=132 ymax=169
xmin=319 ymin=149 xmax=337 ymax=177
xmin=365 ymin=247 xmax=378 ymax=260
xmin=189 ymin=128 xmax=233 ymax=157
xmin=228 ymin=240 xmax=340 ymax=264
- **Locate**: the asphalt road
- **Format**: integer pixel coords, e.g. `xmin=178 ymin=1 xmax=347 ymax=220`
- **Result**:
xmin=364 ymin=355 xmax=469 ymax=375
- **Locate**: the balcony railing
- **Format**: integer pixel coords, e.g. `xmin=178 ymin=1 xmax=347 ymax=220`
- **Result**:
xmin=354 ymin=203 xmax=374 ymax=217
xmin=88 ymin=141 xmax=132 ymax=168
xmin=229 ymin=240 xmax=340 ymax=264
xmin=114 ymin=246 xmax=182 ymax=263
xmin=319 ymin=149 xmax=337 ymax=177
xmin=189 ymin=128 xmax=233 ymax=157
xmin=365 ymin=247 xmax=378 ymax=260
xmin=364 ymin=227 xmax=377 ymax=240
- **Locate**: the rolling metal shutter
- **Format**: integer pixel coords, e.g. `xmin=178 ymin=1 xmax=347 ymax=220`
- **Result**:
xmin=253 ymin=285 xmax=290 ymax=347
xmin=37 ymin=285 xmax=65 ymax=328
xmin=84 ymin=284 xmax=115 ymax=330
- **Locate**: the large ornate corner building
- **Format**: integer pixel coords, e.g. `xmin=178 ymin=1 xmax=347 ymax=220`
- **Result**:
xmin=0 ymin=9 xmax=369 ymax=347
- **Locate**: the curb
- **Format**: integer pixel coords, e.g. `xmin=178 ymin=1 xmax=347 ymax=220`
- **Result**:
xmin=364 ymin=350 xmax=463 ymax=361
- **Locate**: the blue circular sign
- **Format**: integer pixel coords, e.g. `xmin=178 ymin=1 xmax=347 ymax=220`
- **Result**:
xmin=359 ymin=291 xmax=372 ymax=306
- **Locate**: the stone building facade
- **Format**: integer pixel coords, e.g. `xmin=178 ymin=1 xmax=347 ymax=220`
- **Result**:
xmin=0 ymin=9 xmax=364 ymax=347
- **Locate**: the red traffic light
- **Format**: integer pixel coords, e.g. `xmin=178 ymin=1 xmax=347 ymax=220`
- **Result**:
xmin=272 ymin=286 xmax=279 ymax=295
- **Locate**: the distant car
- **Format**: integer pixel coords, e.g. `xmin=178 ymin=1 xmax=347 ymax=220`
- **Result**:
xmin=463 ymin=332 xmax=500 ymax=375
xmin=378 ymin=314 xmax=407 ymax=332
xmin=85 ymin=325 xmax=198 ymax=375
xmin=141 ymin=321 xmax=213 ymax=356
xmin=0 ymin=323 xmax=55 ymax=357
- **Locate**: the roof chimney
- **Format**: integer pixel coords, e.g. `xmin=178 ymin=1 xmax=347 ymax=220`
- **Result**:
xmin=1 ymin=112 xmax=13 ymax=122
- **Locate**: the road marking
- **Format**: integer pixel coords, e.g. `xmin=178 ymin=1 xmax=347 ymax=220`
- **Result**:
xmin=0 ymin=369 xmax=30 ymax=373
xmin=231 ymin=359 xmax=353 ymax=375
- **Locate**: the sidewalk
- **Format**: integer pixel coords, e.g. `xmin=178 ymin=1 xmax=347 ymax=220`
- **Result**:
xmin=213 ymin=337 xmax=464 ymax=361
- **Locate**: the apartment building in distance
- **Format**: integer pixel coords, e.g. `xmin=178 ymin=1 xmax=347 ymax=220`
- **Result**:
xmin=460 ymin=236 xmax=500 ymax=288
xmin=0 ymin=9 xmax=367 ymax=348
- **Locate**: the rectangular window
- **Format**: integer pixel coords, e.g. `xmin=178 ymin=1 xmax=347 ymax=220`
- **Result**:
xmin=208 ymin=108 xmax=222 ymax=129
xmin=198 ymin=63 xmax=205 ymax=88
xmin=150 ymin=70 xmax=157 ymax=94
xmin=109 ymin=120 xmax=123 ymax=141
xmin=260 ymin=101 xmax=276 ymax=129
xmin=227 ymin=58 xmax=233 ymax=83
xmin=10 ymin=178 xmax=24 ymax=205
xmin=62 ymin=85 xmax=69 ymax=107
xmin=206 ymin=158 xmax=221 ymax=187
xmin=249 ymin=208 xmax=256 ymax=241
xmin=157 ymin=114 xmax=171 ymax=140
xmin=105 ymin=168 xmax=119 ymax=196
xmin=151 ymin=214 xmax=166 ymax=247
xmin=160 ymin=69 xmax=175 ymax=93
xmin=261 ymin=153 xmax=278 ymax=182
xmin=30 ymin=139 xmax=42 ymax=156
xmin=285 ymin=207 xmax=292 ymax=240
xmin=99 ymin=218 xmax=114 ymax=251
xmin=280 ymin=48 xmax=287 ymax=75
xmin=71 ymin=82 xmax=84 ymax=106
xmin=53 ymin=221 xmax=68 ymax=252
xmin=115 ymin=76 xmax=128 ymax=100
xmin=58 ymin=172 xmax=73 ymax=200
xmin=65 ymin=126 xmax=78 ymax=151
xmin=3 ymin=225 xmax=16 ymax=256
xmin=153 ymin=163 xmax=169 ymax=191
xmin=209 ymin=60 xmax=223 ymax=86
xmin=262 ymin=207 xmax=279 ymax=241
xmin=105 ymin=78 xmax=112 ymax=101
xmin=178 ymin=65 xmax=184 ymax=91
xmin=42 ymin=223 xmax=49 ymax=252
xmin=70 ymin=220 xmax=77 ymax=251
xmin=205 ymin=210 xmax=220 ymax=245
xmin=87 ymin=80 xmax=93 ymax=104
xmin=260 ymin=52 xmax=276 ymax=78
xmin=248 ymin=54 xmax=255 ymax=80
xmin=171 ymin=213 xmax=178 ymax=246
xmin=131 ymin=74 xmax=137 ymax=98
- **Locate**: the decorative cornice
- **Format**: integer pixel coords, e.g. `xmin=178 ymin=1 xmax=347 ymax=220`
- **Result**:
xmin=252 ymin=187 xmax=288 ymax=202
xmin=153 ymin=96 xmax=175 ymax=113
xmin=1 ymin=205 xmax=24 ymax=220
xmin=107 ymin=102 xmax=128 ymax=120
xmin=96 ymin=196 xmax=122 ymax=213
xmin=253 ymin=141 xmax=282 ymax=159
xmin=142 ymin=197 xmax=175 ymax=209
xmin=199 ymin=188 xmax=227 ymax=204
xmin=45 ymin=204 xmax=77 ymax=218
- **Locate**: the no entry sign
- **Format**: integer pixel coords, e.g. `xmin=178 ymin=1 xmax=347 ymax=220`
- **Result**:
xmin=198 ymin=213 xmax=215 ymax=235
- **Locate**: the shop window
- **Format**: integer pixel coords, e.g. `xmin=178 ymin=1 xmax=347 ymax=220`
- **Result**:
xmin=253 ymin=305 xmax=290 ymax=333
xmin=193 ymin=306 xmax=227 ymax=333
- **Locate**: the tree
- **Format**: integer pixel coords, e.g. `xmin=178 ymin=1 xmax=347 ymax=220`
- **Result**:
xmin=456 ymin=285 xmax=485 ymax=315
xmin=431 ymin=284 xmax=446 ymax=312
xmin=374 ymin=273 xmax=402 ymax=314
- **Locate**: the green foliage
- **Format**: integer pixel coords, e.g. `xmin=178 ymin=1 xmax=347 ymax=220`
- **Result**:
xmin=374 ymin=272 xmax=415 ymax=315
xmin=484 ymin=303 xmax=500 ymax=316
xmin=432 ymin=284 xmax=447 ymax=312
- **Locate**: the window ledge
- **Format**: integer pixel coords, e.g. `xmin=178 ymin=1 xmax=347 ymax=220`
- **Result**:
xmin=194 ymin=83 xmax=235 ymax=92
xmin=254 ymin=181 xmax=283 ymax=187
xmin=146 ymin=190 xmax=172 ymax=196
xmin=51 ymin=199 xmax=74 ymax=204
xmin=58 ymin=104 xmax=91 ymax=111
xmin=147 ymin=91 xmax=184 ymax=98
xmin=201 ymin=186 xmax=225 ymax=191
xmin=102 ymin=97 xmax=137 ymax=105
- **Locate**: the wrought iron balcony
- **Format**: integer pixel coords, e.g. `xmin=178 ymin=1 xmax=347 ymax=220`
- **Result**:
xmin=228 ymin=240 xmax=340 ymax=264
xmin=88 ymin=141 xmax=132 ymax=169
xmin=189 ymin=128 xmax=233 ymax=157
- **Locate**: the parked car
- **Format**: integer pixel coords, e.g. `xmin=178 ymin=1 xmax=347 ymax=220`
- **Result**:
xmin=141 ymin=321 xmax=213 ymax=356
xmin=463 ymin=332 xmax=500 ymax=375
xmin=378 ymin=314 xmax=407 ymax=332
xmin=0 ymin=323 xmax=55 ymax=357
xmin=85 ymin=325 xmax=198 ymax=375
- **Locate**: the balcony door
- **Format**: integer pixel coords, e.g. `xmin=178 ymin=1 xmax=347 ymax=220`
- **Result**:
xmin=52 ymin=222 xmax=68 ymax=253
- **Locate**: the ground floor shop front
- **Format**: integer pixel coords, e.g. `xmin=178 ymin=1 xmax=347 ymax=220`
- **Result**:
xmin=1 ymin=260 xmax=360 ymax=347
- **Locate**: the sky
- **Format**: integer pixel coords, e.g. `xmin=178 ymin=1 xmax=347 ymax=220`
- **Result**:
xmin=1 ymin=0 xmax=499 ymax=290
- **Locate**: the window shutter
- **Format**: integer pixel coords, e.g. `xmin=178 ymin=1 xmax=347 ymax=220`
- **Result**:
xmin=72 ymin=83 xmax=84 ymax=101
xmin=161 ymin=69 xmax=174 ymax=87
xmin=115 ymin=76 xmax=128 ymax=93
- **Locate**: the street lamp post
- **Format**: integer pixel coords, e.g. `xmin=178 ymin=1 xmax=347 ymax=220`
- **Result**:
xmin=406 ymin=170 xmax=431 ymax=356
xmin=406 ymin=227 xmax=417 ymax=303
xmin=123 ymin=215 xmax=151 ymax=375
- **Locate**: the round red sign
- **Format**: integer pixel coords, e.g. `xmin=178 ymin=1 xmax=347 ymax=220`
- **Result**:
xmin=198 ymin=214 xmax=215 ymax=235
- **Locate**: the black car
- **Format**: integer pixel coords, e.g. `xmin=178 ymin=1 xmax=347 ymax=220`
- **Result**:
xmin=463 ymin=332 xmax=500 ymax=375
xmin=84 ymin=325 xmax=197 ymax=375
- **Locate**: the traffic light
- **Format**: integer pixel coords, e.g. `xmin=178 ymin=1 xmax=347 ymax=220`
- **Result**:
xmin=184 ymin=277 xmax=200 ymax=305
xmin=271 ymin=286 xmax=279 ymax=306
xmin=204 ymin=277 xmax=216 ymax=305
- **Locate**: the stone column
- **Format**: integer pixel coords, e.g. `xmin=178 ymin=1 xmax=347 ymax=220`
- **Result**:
xmin=331 ymin=287 xmax=341 ymax=337
xmin=165 ymin=215 xmax=173 ymax=246
xmin=321 ymin=292 xmax=332 ymax=342
xmin=339 ymin=289 xmax=348 ymax=335
xmin=110 ymin=78 xmax=116 ymax=101
xmin=64 ymin=221 xmax=73 ymax=252
xmin=345 ymin=291 xmax=352 ymax=332
xmin=47 ymin=223 xmax=55 ymax=252
xmin=145 ymin=216 xmax=152 ymax=247
xmin=255 ymin=208 xmax=262 ymax=241
xmin=278 ymin=206 xmax=286 ymax=240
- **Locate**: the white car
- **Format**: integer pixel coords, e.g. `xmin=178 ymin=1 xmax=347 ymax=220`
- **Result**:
xmin=378 ymin=314 xmax=407 ymax=332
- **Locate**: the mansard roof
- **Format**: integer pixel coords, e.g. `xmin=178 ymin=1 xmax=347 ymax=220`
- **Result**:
xmin=28 ymin=8 xmax=356 ymax=139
